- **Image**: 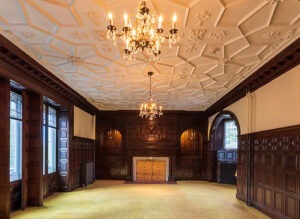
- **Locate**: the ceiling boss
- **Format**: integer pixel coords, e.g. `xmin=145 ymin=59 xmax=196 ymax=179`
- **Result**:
xmin=106 ymin=0 xmax=180 ymax=62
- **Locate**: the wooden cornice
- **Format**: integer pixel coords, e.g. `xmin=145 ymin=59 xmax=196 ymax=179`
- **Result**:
xmin=0 ymin=35 xmax=97 ymax=114
xmin=206 ymin=38 xmax=300 ymax=117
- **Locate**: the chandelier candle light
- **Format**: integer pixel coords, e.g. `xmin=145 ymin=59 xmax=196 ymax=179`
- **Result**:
xmin=139 ymin=72 xmax=163 ymax=120
xmin=107 ymin=0 xmax=180 ymax=61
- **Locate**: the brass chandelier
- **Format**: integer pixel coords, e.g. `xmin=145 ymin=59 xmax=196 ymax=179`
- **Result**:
xmin=139 ymin=72 xmax=163 ymax=120
xmin=107 ymin=0 xmax=180 ymax=62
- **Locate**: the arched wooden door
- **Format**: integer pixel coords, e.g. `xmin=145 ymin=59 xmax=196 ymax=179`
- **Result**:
xmin=176 ymin=128 xmax=204 ymax=180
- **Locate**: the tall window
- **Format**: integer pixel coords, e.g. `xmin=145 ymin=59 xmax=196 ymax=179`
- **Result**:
xmin=224 ymin=120 xmax=238 ymax=149
xmin=10 ymin=91 xmax=22 ymax=182
xmin=43 ymin=104 xmax=57 ymax=174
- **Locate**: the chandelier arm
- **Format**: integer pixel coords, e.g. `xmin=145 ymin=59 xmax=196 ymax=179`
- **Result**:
xmin=116 ymin=33 xmax=124 ymax=37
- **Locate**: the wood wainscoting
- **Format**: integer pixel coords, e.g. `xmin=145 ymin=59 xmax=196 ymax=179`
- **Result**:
xmin=237 ymin=125 xmax=300 ymax=219
xmin=133 ymin=157 xmax=169 ymax=182
xmin=70 ymin=137 xmax=95 ymax=189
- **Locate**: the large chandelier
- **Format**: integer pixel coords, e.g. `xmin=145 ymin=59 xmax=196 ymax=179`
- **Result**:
xmin=139 ymin=72 xmax=163 ymax=120
xmin=106 ymin=0 xmax=180 ymax=62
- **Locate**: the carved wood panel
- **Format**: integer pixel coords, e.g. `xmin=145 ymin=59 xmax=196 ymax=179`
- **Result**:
xmin=98 ymin=155 xmax=126 ymax=179
xmin=237 ymin=125 xmax=300 ymax=219
xmin=236 ymin=135 xmax=248 ymax=201
xmin=69 ymin=137 xmax=94 ymax=190
xmin=43 ymin=173 xmax=57 ymax=198
xmin=103 ymin=129 xmax=122 ymax=155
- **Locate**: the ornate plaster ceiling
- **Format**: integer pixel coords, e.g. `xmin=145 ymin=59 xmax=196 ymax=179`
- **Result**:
xmin=0 ymin=0 xmax=299 ymax=111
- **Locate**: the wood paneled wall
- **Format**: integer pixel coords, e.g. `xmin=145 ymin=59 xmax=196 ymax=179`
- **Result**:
xmin=237 ymin=125 xmax=300 ymax=218
xmin=236 ymin=134 xmax=248 ymax=202
xmin=96 ymin=111 xmax=208 ymax=181
xmin=0 ymin=79 xmax=10 ymax=219
xmin=70 ymin=137 xmax=95 ymax=190
xmin=43 ymin=173 xmax=57 ymax=198
xmin=10 ymin=181 xmax=22 ymax=211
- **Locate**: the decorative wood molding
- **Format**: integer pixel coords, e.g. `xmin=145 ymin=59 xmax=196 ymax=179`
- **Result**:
xmin=206 ymin=38 xmax=300 ymax=116
xmin=0 ymin=35 xmax=97 ymax=114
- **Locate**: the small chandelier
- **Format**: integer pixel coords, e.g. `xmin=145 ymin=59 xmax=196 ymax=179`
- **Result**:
xmin=107 ymin=0 xmax=180 ymax=62
xmin=139 ymin=72 xmax=163 ymax=120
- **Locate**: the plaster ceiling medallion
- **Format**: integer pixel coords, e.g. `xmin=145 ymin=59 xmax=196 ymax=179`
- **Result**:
xmin=0 ymin=0 xmax=299 ymax=111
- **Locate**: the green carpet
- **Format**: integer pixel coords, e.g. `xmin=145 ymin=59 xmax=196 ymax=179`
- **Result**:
xmin=11 ymin=180 xmax=269 ymax=219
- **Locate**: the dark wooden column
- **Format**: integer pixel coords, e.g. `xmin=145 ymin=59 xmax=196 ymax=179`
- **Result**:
xmin=27 ymin=92 xmax=43 ymax=206
xmin=22 ymin=91 xmax=29 ymax=209
xmin=0 ymin=79 xmax=10 ymax=219
xmin=246 ymin=133 xmax=253 ymax=206
xmin=207 ymin=150 xmax=217 ymax=181
xmin=169 ymin=155 xmax=176 ymax=182
xmin=126 ymin=152 xmax=133 ymax=181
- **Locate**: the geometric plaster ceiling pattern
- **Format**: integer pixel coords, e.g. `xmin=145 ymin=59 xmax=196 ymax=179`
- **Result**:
xmin=0 ymin=0 xmax=299 ymax=111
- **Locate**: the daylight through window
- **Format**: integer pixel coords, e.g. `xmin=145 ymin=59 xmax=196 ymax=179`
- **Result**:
xmin=43 ymin=104 xmax=57 ymax=174
xmin=224 ymin=120 xmax=238 ymax=150
xmin=10 ymin=91 xmax=22 ymax=182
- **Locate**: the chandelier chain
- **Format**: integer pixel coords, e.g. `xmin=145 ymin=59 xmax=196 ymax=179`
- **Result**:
xmin=149 ymin=72 xmax=152 ymax=99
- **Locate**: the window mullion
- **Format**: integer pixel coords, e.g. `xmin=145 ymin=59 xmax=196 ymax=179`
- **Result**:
xmin=45 ymin=105 xmax=49 ymax=175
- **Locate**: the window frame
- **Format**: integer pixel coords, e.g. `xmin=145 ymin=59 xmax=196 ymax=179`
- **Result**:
xmin=43 ymin=103 xmax=58 ymax=175
xmin=223 ymin=119 xmax=238 ymax=150
xmin=9 ymin=90 xmax=23 ymax=182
